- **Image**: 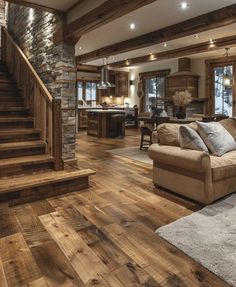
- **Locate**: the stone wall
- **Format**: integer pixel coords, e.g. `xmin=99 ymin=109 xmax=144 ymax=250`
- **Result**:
xmin=8 ymin=4 xmax=76 ymax=161
xmin=0 ymin=0 xmax=6 ymax=53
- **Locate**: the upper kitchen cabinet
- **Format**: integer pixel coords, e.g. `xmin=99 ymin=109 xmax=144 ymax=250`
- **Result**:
xmin=99 ymin=70 xmax=129 ymax=98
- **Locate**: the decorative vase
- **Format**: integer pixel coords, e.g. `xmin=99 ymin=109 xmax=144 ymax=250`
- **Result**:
xmin=176 ymin=106 xmax=186 ymax=119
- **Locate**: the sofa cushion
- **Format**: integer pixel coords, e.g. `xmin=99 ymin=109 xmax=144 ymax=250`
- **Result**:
xmin=157 ymin=123 xmax=180 ymax=146
xmin=211 ymin=150 xmax=236 ymax=181
xmin=179 ymin=125 xmax=209 ymax=153
xmin=220 ymin=118 xmax=236 ymax=141
xmin=197 ymin=121 xmax=236 ymax=156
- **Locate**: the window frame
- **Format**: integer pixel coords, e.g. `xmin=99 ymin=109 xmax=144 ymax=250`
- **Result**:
xmin=77 ymin=79 xmax=99 ymax=105
xmin=205 ymin=56 xmax=236 ymax=116
xmin=139 ymin=69 xmax=170 ymax=113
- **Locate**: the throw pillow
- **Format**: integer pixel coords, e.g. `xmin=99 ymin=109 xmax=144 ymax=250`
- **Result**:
xmin=179 ymin=125 xmax=209 ymax=153
xmin=197 ymin=121 xmax=236 ymax=156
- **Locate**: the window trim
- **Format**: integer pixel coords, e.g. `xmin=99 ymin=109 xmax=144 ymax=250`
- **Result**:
xmin=205 ymin=56 xmax=236 ymax=116
xmin=77 ymin=79 xmax=99 ymax=104
xmin=139 ymin=69 xmax=170 ymax=113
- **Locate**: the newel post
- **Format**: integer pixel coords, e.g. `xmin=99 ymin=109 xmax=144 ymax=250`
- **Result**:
xmin=52 ymin=97 xmax=64 ymax=171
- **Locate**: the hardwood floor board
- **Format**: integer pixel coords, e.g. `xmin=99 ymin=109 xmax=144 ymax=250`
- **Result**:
xmin=39 ymin=212 xmax=124 ymax=287
xmin=12 ymin=204 xmax=52 ymax=248
xmin=30 ymin=200 xmax=55 ymax=216
xmin=31 ymin=241 xmax=86 ymax=287
xmin=48 ymin=196 xmax=93 ymax=232
xmin=0 ymin=206 xmax=20 ymax=238
xmin=26 ymin=278 xmax=49 ymax=287
xmin=0 ymin=233 xmax=42 ymax=287
xmin=0 ymin=256 xmax=8 ymax=287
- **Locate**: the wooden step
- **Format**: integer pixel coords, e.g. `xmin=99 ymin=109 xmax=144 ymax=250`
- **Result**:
xmin=0 ymin=128 xmax=40 ymax=143
xmin=0 ymin=107 xmax=30 ymax=117
xmin=0 ymin=154 xmax=54 ymax=177
xmin=0 ymin=169 xmax=96 ymax=205
xmin=0 ymin=140 xmax=46 ymax=159
xmin=0 ymin=96 xmax=24 ymax=107
xmin=0 ymin=117 xmax=34 ymax=129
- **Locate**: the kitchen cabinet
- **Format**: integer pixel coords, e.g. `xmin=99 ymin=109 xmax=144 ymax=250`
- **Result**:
xmin=99 ymin=70 xmax=128 ymax=98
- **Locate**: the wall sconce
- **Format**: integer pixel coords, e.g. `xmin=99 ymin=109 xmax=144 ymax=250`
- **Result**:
xmin=129 ymin=80 xmax=134 ymax=86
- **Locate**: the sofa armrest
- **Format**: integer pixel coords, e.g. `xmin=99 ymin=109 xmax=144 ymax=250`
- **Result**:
xmin=148 ymin=144 xmax=210 ymax=173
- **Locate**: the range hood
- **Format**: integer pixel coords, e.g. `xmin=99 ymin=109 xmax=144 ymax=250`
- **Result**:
xmin=97 ymin=59 xmax=115 ymax=90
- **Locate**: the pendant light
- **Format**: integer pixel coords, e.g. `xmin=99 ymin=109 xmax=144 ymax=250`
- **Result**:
xmin=223 ymin=48 xmax=232 ymax=88
xmin=97 ymin=58 xmax=115 ymax=89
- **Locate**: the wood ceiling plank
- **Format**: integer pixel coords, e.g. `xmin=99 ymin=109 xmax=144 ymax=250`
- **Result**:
xmin=77 ymin=4 xmax=236 ymax=63
xmin=5 ymin=0 xmax=64 ymax=15
xmin=59 ymin=0 xmax=158 ymax=42
xmin=107 ymin=34 xmax=236 ymax=68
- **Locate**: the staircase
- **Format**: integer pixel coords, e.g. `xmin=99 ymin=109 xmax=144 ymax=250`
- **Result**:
xmin=0 ymin=32 xmax=95 ymax=206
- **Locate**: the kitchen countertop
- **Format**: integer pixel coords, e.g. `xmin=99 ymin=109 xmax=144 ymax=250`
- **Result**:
xmin=86 ymin=109 xmax=125 ymax=113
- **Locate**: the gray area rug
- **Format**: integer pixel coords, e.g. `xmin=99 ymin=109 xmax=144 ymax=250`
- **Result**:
xmin=157 ymin=194 xmax=236 ymax=287
xmin=108 ymin=146 xmax=152 ymax=164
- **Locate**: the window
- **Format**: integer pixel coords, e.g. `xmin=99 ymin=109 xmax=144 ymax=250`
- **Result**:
xmin=77 ymin=80 xmax=98 ymax=104
xmin=214 ymin=65 xmax=233 ymax=116
xmin=139 ymin=69 xmax=169 ymax=113
xmin=144 ymin=76 xmax=165 ymax=112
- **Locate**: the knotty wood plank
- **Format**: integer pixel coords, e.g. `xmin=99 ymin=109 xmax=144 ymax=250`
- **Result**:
xmin=0 ymin=257 xmax=8 ymax=287
xmin=12 ymin=204 xmax=52 ymax=248
xmin=48 ymin=196 xmax=92 ymax=231
xmin=31 ymin=241 xmax=86 ymax=287
xmin=0 ymin=233 xmax=42 ymax=286
xmin=39 ymin=212 xmax=124 ymax=286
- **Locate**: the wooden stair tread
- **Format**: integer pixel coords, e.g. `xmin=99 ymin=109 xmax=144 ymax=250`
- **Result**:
xmin=0 ymin=169 xmax=96 ymax=194
xmin=0 ymin=141 xmax=45 ymax=150
xmin=0 ymin=128 xmax=40 ymax=135
xmin=0 ymin=117 xmax=34 ymax=122
xmin=0 ymin=154 xmax=54 ymax=167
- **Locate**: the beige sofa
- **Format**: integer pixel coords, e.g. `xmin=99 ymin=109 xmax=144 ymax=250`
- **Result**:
xmin=148 ymin=118 xmax=236 ymax=204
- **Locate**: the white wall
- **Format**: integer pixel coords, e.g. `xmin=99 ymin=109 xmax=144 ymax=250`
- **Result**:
xmin=123 ymin=57 xmax=207 ymax=107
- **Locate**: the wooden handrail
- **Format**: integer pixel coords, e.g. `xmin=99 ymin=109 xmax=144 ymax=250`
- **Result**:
xmin=2 ymin=27 xmax=53 ymax=103
xmin=1 ymin=26 xmax=64 ymax=171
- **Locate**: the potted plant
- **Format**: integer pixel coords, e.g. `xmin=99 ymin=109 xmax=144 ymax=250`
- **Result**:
xmin=173 ymin=90 xmax=192 ymax=119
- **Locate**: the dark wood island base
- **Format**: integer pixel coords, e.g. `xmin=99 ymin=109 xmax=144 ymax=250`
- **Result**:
xmin=87 ymin=109 xmax=126 ymax=138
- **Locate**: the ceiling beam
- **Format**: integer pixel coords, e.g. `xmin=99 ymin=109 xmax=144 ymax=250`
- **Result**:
xmin=108 ymin=34 xmax=236 ymax=68
xmin=57 ymin=0 xmax=157 ymax=42
xmin=77 ymin=3 xmax=236 ymax=63
xmin=6 ymin=0 xmax=64 ymax=15
xmin=66 ymin=0 xmax=86 ymax=13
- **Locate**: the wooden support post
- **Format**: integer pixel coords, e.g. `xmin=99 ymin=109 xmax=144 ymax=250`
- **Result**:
xmin=52 ymin=98 xmax=64 ymax=171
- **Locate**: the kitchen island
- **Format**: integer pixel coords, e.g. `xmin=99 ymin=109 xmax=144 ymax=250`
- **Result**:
xmin=87 ymin=109 xmax=126 ymax=138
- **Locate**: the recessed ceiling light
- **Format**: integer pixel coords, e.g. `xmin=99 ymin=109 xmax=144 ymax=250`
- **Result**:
xmin=209 ymin=38 xmax=214 ymax=44
xmin=164 ymin=43 xmax=168 ymax=47
xmin=129 ymin=23 xmax=136 ymax=30
xmin=194 ymin=34 xmax=199 ymax=38
xmin=179 ymin=2 xmax=189 ymax=9
xmin=78 ymin=46 xmax=82 ymax=50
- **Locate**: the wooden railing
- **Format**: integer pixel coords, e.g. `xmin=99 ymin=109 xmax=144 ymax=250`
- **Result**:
xmin=1 ymin=27 xmax=64 ymax=170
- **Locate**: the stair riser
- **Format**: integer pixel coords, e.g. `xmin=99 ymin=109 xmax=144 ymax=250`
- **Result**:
xmin=0 ymin=161 xmax=54 ymax=177
xmin=0 ymin=133 xmax=40 ymax=143
xmin=0 ymin=121 xmax=34 ymax=129
xmin=0 ymin=99 xmax=24 ymax=107
xmin=0 ymin=111 xmax=30 ymax=117
xmin=6 ymin=177 xmax=89 ymax=206
xmin=0 ymin=91 xmax=19 ymax=97
xmin=0 ymin=147 xmax=45 ymax=159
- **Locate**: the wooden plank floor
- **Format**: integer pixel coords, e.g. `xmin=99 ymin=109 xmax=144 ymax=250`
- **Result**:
xmin=0 ymin=129 xmax=230 ymax=286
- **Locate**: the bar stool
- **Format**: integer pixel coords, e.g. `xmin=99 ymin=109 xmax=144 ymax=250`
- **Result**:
xmin=140 ymin=126 xmax=153 ymax=150
xmin=111 ymin=114 xmax=125 ymax=138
